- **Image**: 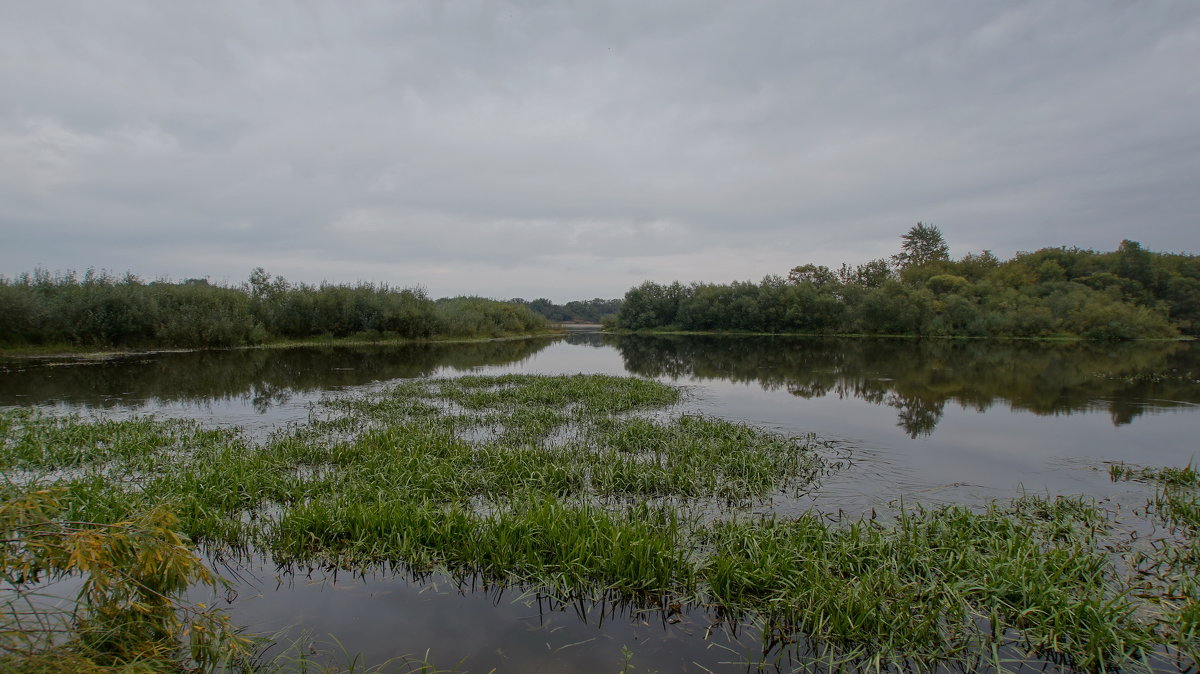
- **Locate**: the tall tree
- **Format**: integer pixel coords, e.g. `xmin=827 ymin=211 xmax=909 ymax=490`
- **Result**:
xmin=892 ymin=223 xmax=950 ymax=270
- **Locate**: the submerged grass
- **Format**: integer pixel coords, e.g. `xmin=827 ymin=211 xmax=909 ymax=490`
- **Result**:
xmin=1112 ymin=461 xmax=1200 ymax=668
xmin=4 ymin=377 xmax=1200 ymax=670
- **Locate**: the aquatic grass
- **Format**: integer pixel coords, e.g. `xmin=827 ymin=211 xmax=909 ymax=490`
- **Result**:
xmin=587 ymin=415 xmax=824 ymax=502
xmin=252 ymin=630 xmax=455 ymax=673
xmin=0 ymin=408 xmax=233 ymax=472
xmin=469 ymin=444 xmax=587 ymax=499
xmin=1152 ymin=487 xmax=1200 ymax=533
xmin=1110 ymin=461 xmax=1200 ymax=488
xmin=486 ymin=406 xmax=567 ymax=446
xmin=1101 ymin=462 xmax=1200 ymax=670
xmin=1114 ymin=460 xmax=1200 ymax=541
xmin=289 ymin=377 xmax=823 ymax=507
xmin=269 ymin=495 xmax=695 ymax=600
xmin=312 ymin=374 xmax=679 ymax=449
xmin=11 ymin=378 xmax=1200 ymax=670
xmin=429 ymin=373 xmax=681 ymax=415
xmin=701 ymin=498 xmax=1155 ymax=671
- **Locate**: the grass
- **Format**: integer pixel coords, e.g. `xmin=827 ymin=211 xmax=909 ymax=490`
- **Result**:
xmin=1111 ymin=461 xmax=1200 ymax=669
xmin=703 ymin=497 xmax=1150 ymax=671
xmin=1110 ymin=461 xmax=1200 ymax=488
xmin=4 ymin=377 xmax=1200 ymax=670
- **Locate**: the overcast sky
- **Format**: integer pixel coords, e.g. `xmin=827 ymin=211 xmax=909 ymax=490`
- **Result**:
xmin=2 ymin=2 xmax=1198 ymax=301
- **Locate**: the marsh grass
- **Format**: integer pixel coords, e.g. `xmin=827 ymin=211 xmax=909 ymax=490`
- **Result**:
xmin=701 ymin=496 xmax=1155 ymax=672
xmin=4 ymin=378 xmax=1200 ymax=671
xmin=1111 ymin=461 xmax=1200 ymax=668
xmin=0 ymin=408 xmax=235 ymax=472
xmin=1110 ymin=461 xmax=1200 ymax=488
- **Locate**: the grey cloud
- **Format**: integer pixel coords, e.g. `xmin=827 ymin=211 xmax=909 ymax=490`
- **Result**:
xmin=2 ymin=1 xmax=1198 ymax=301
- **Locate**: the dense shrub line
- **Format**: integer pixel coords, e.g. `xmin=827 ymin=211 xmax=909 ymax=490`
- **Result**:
xmin=0 ymin=267 xmax=549 ymax=348
xmin=617 ymin=239 xmax=1199 ymax=339
xmin=508 ymin=296 xmax=623 ymax=323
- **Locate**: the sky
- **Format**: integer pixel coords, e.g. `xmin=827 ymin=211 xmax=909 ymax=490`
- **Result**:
xmin=2 ymin=2 xmax=1198 ymax=302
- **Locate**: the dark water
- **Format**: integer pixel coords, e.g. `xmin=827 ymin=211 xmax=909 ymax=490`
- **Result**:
xmin=4 ymin=334 xmax=1199 ymax=671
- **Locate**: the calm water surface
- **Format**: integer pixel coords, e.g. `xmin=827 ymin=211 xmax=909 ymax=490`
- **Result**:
xmin=3 ymin=334 xmax=1198 ymax=671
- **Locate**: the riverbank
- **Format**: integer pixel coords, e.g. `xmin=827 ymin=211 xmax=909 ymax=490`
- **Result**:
xmin=0 ymin=328 xmax=565 ymax=361
xmin=609 ymin=327 xmax=1196 ymax=342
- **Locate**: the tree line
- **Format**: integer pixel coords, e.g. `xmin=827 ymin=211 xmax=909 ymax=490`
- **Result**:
xmin=508 ymin=297 xmax=623 ymax=323
xmin=615 ymin=225 xmax=1199 ymax=340
xmin=0 ymin=267 xmax=549 ymax=349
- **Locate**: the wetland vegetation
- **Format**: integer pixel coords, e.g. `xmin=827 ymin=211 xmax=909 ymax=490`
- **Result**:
xmin=507 ymin=297 xmax=623 ymax=324
xmin=0 ymin=267 xmax=550 ymax=350
xmin=616 ymin=229 xmax=1200 ymax=339
xmin=3 ymin=372 xmax=1200 ymax=671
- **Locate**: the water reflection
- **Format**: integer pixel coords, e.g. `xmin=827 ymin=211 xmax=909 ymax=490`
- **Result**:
xmin=0 ymin=337 xmax=560 ymax=411
xmin=608 ymin=335 xmax=1200 ymax=437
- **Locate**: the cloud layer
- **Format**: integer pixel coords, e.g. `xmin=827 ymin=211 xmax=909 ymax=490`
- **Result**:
xmin=3 ymin=2 xmax=1198 ymax=301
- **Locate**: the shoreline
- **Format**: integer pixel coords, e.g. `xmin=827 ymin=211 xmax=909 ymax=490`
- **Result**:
xmin=0 ymin=329 xmax=566 ymax=361
xmin=605 ymin=328 xmax=1194 ymax=342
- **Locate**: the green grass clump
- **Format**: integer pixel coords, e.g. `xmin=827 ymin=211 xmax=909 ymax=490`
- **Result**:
xmin=1110 ymin=461 xmax=1200 ymax=488
xmin=271 ymin=496 xmax=693 ymax=597
xmin=430 ymin=373 xmax=681 ymax=415
xmin=299 ymin=375 xmax=811 ymax=506
xmin=0 ymin=408 xmax=234 ymax=471
xmin=702 ymin=497 xmax=1153 ymax=671
xmin=1111 ymin=460 xmax=1200 ymax=533
xmin=588 ymin=415 xmax=821 ymax=502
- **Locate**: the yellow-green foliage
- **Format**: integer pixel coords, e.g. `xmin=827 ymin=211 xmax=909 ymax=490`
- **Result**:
xmin=0 ymin=489 xmax=251 ymax=671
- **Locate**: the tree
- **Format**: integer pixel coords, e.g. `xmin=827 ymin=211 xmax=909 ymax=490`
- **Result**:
xmin=787 ymin=264 xmax=837 ymax=287
xmin=853 ymin=258 xmax=893 ymax=288
xmin=1116 ymin=239 xmax=1153 ymax=287
xmin=892 ymin=223 xmax=950 ymax=270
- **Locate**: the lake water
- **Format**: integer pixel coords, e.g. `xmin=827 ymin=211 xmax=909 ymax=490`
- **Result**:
xmin=3 ymin=333 xmax=1198 ymax=671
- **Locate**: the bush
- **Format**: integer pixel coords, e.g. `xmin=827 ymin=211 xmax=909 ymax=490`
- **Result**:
xmin=0 ymin=489 xmax=250 ymax=670
xmin=0 ymin=268 xmax=550 ymax=348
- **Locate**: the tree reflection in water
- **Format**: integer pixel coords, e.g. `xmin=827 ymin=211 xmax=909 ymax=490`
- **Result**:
xmin=610 ymin=334 xmax=1199 ymax=437
xmin=0 ymin=337 xmax=561 ymax=411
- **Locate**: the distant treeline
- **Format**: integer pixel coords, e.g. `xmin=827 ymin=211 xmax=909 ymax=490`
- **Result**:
xmin=616 ymin=228 xmax=1199 ymax=340
xmin=509 ymin=297 xmax=623 ymax=323
xmin=0 ymin=267 xmax=549 ymax=349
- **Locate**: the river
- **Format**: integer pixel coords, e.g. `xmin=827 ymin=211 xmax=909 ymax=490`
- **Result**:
xmin=2 ymin=332 xmax=1197 ymax=671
